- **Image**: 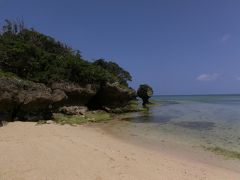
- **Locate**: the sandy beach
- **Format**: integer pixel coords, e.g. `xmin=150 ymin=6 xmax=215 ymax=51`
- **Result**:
xmin=0 ymin=122 xmax=240 ymax=180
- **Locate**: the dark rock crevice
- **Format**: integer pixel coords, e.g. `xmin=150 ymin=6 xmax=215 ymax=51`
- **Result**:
xmin=11 ymin=103 xmax=23 ymax=121
xmin=87 ymin=83 xmax=137 ymax=110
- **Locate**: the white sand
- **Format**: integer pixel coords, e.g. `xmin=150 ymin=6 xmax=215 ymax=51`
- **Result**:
xmin=0 ymin=122 xmax=240 ymax=180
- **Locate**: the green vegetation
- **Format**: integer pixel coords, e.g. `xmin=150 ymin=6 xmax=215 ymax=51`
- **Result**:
xmin=53 ymin=111 xmax=111 ymax=125
xmin=0 ymin=19 xmax=132 ymax=86
xmin=127 ymin=100 xmax=139 ymax=110
xmin=203 ymin=146 xmax=240 ymax=160
xmin=93 ymin=59 xmax=132 ymax=86
xmin=0 ymin=70 xmax=15 ymax=77
xmin=103 ymin=100 xmax=145 ymax=113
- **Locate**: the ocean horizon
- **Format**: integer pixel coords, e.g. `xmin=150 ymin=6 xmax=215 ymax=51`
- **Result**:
xmin=154 ymin=94 xmax=240 ymax=96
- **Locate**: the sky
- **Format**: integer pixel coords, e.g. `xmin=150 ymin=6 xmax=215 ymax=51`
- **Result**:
xmin=1 ymin=0 xmax=240 ymax=95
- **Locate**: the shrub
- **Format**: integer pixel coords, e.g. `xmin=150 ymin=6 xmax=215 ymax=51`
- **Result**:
xmin=0 ymin=19 xmax=132 ymax=86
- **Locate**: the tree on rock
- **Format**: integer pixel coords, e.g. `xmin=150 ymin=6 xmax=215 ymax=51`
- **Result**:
xmin=93 ymin=59 xmax=132 ymax=87
xmin=137 ymin=84 xmax=153 ymax=106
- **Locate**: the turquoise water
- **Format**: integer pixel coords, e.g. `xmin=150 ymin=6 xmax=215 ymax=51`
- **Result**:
xmin=109 ymin=95 xmax=240 ymax=152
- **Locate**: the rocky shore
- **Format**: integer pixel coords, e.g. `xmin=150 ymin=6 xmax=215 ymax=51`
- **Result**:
xmin=0 ymin=76 xmax=137 ymax=123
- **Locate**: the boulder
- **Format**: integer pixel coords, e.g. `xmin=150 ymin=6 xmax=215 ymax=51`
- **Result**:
xmin=59 ymin=106 xmax=88 ymax=115
xmin=0 ymin=77 xmax=101 ymax=122
xmin=137 ymin=84 xmax=153 ymax=106
xmin=51 ymin=82 xmax=99 ymax=107
xmin=88 ymin=82 xmax=137 ymax=109
xmin=0 ymin=77 xmax=65 ymax=121
xmin=52 ymin=89 xmax=68 ymax=103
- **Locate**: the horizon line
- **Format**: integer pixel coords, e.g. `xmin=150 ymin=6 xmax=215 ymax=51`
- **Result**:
xmin=154 ymin=93 xmax=240 ymax=96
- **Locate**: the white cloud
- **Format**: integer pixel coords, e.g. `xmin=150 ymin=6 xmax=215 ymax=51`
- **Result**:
xmin=220 ymin=33 xmax=231 ymax=43
xmin=197 ymin=73 xmax=220 ymax=82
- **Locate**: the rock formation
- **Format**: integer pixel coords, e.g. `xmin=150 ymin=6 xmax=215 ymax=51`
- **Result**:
xmin=137 ymin=84 xmax=153 ymax=106
xmin=88 ymin=82 xmax=137 ymax=109
xmin=51 ymin=82 xmax=99 ymax=107
xmin=0 ymin=20 xmax=142 ymax=125
xmin=59 ymin=106 xmax=88 ymax=115
xmin=0 ymin=77 xmax=63 ymax=121
xmin=0 ymin=77 xmax=137 ymax=123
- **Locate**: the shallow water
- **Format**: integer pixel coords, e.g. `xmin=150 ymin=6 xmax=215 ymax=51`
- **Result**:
xmin=108 ymin=95 xmax=240 ymax=152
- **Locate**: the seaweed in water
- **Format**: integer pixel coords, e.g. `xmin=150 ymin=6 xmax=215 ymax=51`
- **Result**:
xmin=202 ymin=146 xmax=240 ymax=160
xmin=173 ymin=121 xmax=215 ymax=131
xmin=122 ymin=115 xmax=172 ymax=124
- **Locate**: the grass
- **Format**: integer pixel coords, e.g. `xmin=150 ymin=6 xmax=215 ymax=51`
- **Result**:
xmin=53 ymin=111 xmax=111 ymax=125
xmin=202 ymin=146 xmax=240 ymax=160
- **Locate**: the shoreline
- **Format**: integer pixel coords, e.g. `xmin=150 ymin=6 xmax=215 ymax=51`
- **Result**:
xmin=0 ymin=121 xmax=240 ymax=180
xmin=100 ymin=120 xmax=240 ymax=173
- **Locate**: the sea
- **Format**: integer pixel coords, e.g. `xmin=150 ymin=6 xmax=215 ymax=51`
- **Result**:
xmin=104 ymin=95 xmax=240 ymax=153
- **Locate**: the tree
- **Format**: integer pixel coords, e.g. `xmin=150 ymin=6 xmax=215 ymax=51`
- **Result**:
xmin=0 ymin=20 xmax=132 ymax=86
xmin=1 ymin=18 xmax=25 ymax=35
xmin=137 ymin=84 xmax=153 ymax=106
xmin=93 ymin=59 xmax=132 ymax=86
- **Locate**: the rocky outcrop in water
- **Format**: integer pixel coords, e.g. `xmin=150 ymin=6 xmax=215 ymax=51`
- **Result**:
xmin=137 ymin=84 xmax=153 ymax=106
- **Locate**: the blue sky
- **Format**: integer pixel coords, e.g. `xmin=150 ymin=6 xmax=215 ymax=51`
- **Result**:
xmin=1 ymin=0 xmax=240 ymax=95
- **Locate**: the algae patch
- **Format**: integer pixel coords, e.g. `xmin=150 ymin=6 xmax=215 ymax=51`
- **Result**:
xmin=53 ymin=111 xmax=111 ymax=125
xmin=174 ymin=121 xmax=215 ymax=131
xmin=203 ymin=146 xmax=240 ymax=160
